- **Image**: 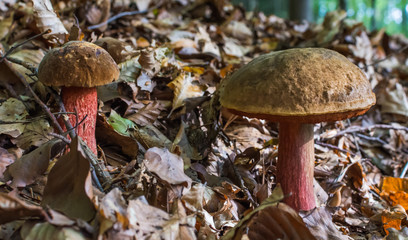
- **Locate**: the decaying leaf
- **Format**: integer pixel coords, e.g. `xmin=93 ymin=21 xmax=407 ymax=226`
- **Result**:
xmin=5 ymin=139 xmax=64 ymax=188
xmin=167 ymin=72 xmax=204 ymax=114
xmin=32 ymin=0 xmax=67 ymax=40
xmin=144 ymin=147 xmax=192 ymax=189
xmin=42 ymin=137 xmax=95 ymax=221
xmin=0 ymin=98 xmax=28 ymax=138
xmin=0 ymin=193 xmax=46 ymax=224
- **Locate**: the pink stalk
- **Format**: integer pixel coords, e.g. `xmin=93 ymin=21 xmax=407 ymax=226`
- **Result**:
xmin=61 ymin=86 xmax=98 ymax=155
xmin=277 ymin=122 xmax=315 ymax=211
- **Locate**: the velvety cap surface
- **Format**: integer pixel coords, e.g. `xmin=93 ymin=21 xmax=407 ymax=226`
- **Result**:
xmin=219 ymin=48 xmax=376 ymax=123
xmin=38 ymin=41 xmax=120 ymax=87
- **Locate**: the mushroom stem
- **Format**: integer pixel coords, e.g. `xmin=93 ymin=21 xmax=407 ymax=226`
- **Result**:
xmin=277 ymin=122 xmax=315 ymax=211
xmin=61 ymin=86 xmax=98 ymax=155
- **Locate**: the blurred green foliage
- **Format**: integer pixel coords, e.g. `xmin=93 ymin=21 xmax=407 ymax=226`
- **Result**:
xmin=232 ymin=0 xmax=408 ymax=36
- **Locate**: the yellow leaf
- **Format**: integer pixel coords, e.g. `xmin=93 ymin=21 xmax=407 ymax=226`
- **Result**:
xmin=167 ymin=72 xmax=204 ymax=113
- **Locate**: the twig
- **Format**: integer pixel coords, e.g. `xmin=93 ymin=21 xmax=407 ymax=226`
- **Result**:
xmin=355 ymin=133 xmax=387 ymax=145
xmin=323 ymin=124 xmax=408 ymax=139
xmin=364 ymin=44 xmax=408 ymax=69
xmin=400 ymin=158 xmax=408 ymax=178
xmin=87 ymin=1 xmax=163 ymax=30
xmin=87 ymin=10 xmax=148 ymax=30
xmin=347 ymin=119 xmax=361 ymax=155
xmin=21 ymin=74 xmax=65 ymax=134
xmin=6 ymin=57 xmax=38 ymax=74
xmin=0 ymin=29 xmax=51 ymax=62
xmin=315 ymin=141 xmax=356 ymax=156
xmin=48 ymin=132 xmax=71 ymax=144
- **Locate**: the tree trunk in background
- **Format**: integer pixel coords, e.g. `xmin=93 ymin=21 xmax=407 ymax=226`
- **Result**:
xmin=371 ymin=0 xmax=376 ymax=30
xmin=403 ymin=0 xmax=408 ymax=36
xmin=289 ymin=0 xmax=313 ymax=22
xmin=339 ymin=0 xmax=347 ymax=10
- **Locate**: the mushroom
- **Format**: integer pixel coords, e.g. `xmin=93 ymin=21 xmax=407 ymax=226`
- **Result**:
xmin=219 ymin=48 xmax=376 ymax=211
xmin=38 ymin=41 xmax=120 ymax=154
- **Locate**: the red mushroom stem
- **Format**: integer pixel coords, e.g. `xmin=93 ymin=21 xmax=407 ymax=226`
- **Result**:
xmin=61 ymin=86 xmax=98 ymax=155
xmin=277 ymin=122 xmax=315 ymax=211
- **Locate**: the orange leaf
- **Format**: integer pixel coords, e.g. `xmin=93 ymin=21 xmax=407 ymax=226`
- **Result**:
xmin=381 ymin=177 xmax=408 ymax=210
xmin=382 ymin=214 xmax=402 ymax=235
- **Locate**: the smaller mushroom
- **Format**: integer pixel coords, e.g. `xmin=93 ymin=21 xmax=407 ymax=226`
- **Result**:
xmin=219 ymin=48 xmax=376 ymax=211
xmin=38 ymin=41 xmax=120 ymax=154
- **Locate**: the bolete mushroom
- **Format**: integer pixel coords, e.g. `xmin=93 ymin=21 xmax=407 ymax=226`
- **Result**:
xmin=219 ymin=48 xmax=376 ymax=211
xmin=38 ymin=41 xmax=120 ymax=154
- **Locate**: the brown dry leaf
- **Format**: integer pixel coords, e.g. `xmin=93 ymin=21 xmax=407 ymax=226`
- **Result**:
xmin=345 ymin=161 xmax=365 ymax=189
xmin=127 ymin=198 xmax=170 ymax=239
xmin=98 ymin=188 xmax=128 ymax=234
xmin=302 ymin=207 xmax=348 ymax=240
xmin=381 ymin=205 xmax=407 ymax=235
xmin=381 ymin=177 xmax=408 ymax=210
xmin=0 ymin=98 xmax=28 ymax=138
xmin=5 ymin=139 xmax=64 ymax=188
xmin=172 ymin=121 xmax=201 ymax=166
xmin=0 ymin=193 xmax=46 ymax=224
xmin=144 ymin=147 xmax=192 ymax=189
xmin=377 ymin=79 xmax=408 ymax=117
xmin=8 ymin=49 xmax=44 ymax=84
xmin=167 ymin=72 xmax=204 ymax=114
xmin=137 ymin=71 xmax=156 ymax=92
xmin=96 ymin=114 xmax=139 ymax=159
xmin=42 ymin=137 xmax=95 ymax=221
xmin=32 ymin=0 xmax=67 ymax=40
xmin=125 ymin=101 xmax=164 ymax=126
xmin=245 ymin=204 xmax=317 ymax=240
xmin=20 ymin=222 xmax=87 ymax=240
xmin=0 ymin=147 xmax=15 ymax=179
xmin=149 ymin=199 xmax=196 ymax=240
xmin=14 ymin=119 xmax=53 ymax=150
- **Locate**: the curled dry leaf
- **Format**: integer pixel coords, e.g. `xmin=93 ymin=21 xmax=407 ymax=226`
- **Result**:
xmin=0 ymin=193 xmax=46 ymax=224
xmin=5 ymin=139 xmax=64 ymax=188
xmin=167 ymin=72 xmax=204 ymax=114
xmin=0 ymin=98 xmax=28 ymax=138
xmin=0 ymin=147 xmax=15 ymax=179
xmin=32 ymin=0 xmax=67 ymax=39
xmin=42 ymin=137 xmax=95 ymax=221
xmin=144 ymin=147 xmax=192 ymax=189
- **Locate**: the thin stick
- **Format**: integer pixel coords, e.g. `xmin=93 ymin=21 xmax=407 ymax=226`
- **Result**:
xmin=87 ymin=10 xmax=148 ymax=30
xmin=315 ymin=141 xmax=356 ymax=156
xmin=323 ymin=124 xmax=408 ymax=139
xmin=0 ymin=29 xmax=51 ymax=62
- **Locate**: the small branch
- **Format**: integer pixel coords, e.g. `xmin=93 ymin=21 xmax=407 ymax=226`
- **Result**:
xmin=6 ymin=57 xmax=38 ymax=74
xmin=0 ymin=29 xmax=51 ymax=62
xmin=322 ymin=124 xmax=408 ymax=139
xmin=48 ymin=132 xmax=71 ymax=145
xmin=315 ymin=141 xmax=356 ymax=156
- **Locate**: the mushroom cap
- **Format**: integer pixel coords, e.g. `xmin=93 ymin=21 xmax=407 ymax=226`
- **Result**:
xmin=38 ymin=41 xmax=120 ymax=88
xmin=219 ymin=48 xmax=376 ymax=123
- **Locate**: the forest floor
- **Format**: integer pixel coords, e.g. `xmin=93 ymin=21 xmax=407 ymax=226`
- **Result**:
xmin=1 ymin=0 xmax=408 ymax=239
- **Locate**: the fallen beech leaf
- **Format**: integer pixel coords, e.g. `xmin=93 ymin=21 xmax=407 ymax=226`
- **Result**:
xmin=20 ymin=222 xmax=87 ymax=240
xmin=99 ymin=188 xmax=128 ymax=228
xmin=5 ymin=139 xmax=64 ymax=188
xmin=0 ymin=98 xmax=28 ymax=138
xmin=137 ymin=71 xmax=156 ymax=92
xmin=382 ymin=206 xmax=406 ymax=235
xmin=144 ymin=147 xmax=192 ymax=189
xmin=42 ymin=137 xmax=95 ymax=221
xmin=381 ymin=177 xmax=408 ymax=210
xmin=32 ymin=0 xmax=67 ymax=39
xmin=0 ymin=193 xmax=46 ymax=224
xmin=14 ymin=118 xmax=53 ymax=150
xmin=125 ymin=101 xmax=165 ymax=126
xmin=0 ymin=147 xmax=15 ymax=179
xmin=167 ymin=72 xmax=204 ymax=114
xmin=128 ymin=198 xmax=170 ymax=238
xmin=377 ymin=79 xmax=408 ymax=117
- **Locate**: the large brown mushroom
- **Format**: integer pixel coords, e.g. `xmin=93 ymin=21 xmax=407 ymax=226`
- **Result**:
xmin=38 ymin=41 xmax=120 ymax=154
xmin=219 ymin=48 xmax=376 ymax=211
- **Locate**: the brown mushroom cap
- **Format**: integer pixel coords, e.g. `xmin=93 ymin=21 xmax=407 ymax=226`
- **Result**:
xmin=38 ymin=41 xmax=120 ymax=88
xmin=219 ymin=48 xmax=376 ymax=123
